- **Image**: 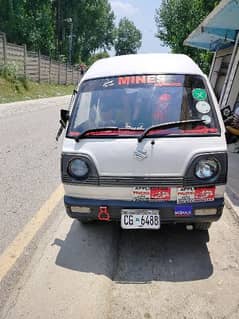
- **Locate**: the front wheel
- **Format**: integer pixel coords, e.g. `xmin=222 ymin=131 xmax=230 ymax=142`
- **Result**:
xmin=194 ymin=222 xmax=211 ymax=231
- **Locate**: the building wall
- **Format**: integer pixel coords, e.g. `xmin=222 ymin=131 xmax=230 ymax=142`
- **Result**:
xmin=210 ymin=47 xmax=233 ymax=101
xmin=209 ymin=45 xmax=239 ymax=112
xmin=227 ymin=61 xmax=239 ymax=109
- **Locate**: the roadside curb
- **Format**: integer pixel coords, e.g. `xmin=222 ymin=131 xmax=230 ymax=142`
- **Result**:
xmin=225 ymin=186 xmax=239 ymax=220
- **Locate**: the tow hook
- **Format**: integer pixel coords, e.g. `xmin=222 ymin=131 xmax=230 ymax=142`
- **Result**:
xmin=98 ymin=206 xmax=110 ymax=221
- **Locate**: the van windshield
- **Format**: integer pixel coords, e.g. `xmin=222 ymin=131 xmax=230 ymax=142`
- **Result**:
xmin=67 ymin=74 xmax=220 ymax=138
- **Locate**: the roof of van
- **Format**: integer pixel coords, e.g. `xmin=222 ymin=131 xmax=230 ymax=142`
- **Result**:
xmin=83 ymin=53 xmax=204 ymax=80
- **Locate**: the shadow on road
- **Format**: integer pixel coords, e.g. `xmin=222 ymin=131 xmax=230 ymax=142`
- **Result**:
xmin=114 ymin=224 xmax=212 ymax=283
xmin=226 ymin=185 xmax=239 ymax=210
xmin=54 ymin=221 xmax=213 ymax=283
xmin=54 ymin=220 xmax=119 ymax=278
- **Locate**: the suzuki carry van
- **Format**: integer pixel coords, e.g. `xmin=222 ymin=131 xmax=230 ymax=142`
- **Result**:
xmin=59 ymin=54 xmax=227 ymax=231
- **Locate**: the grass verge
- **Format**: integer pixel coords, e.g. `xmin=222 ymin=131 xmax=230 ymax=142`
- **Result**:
xmin=0 ymin=76 xmax=75 ymax=104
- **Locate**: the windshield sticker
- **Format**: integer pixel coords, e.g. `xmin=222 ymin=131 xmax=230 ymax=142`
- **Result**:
xmin=201 ymin=115 xmax=211 ymax=125
xmin=196 ymin=101 xmax=211 ymax=114
xmin=118 ymin=76 xmax=182 ymax=87
xmin=192 ymin=88 xmax=207 ymax=101
xmin=102 ymin=80 xmax=115 ymax=87
xmin=155 ymin=82 xmax=182 ymax=87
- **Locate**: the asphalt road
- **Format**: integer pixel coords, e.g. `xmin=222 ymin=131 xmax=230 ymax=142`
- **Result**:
xmin=1 ymin=97 xmax=239 ymax=318
xmin=1 ymin=206 xmax=239 ymax=319
xmin=0 ymin=96 xmax=71 ymax=255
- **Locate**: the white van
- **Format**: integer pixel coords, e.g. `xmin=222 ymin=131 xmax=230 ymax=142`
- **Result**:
xmin=59 ymin=53 xmax=227 ymax=231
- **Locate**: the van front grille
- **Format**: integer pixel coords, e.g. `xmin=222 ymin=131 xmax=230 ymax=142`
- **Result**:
xmin=62 ymin=174 xmax=226 ymax=187
xmin=98 ymin=176 xmax=183 ymax=186
xmin=62 ymin=174 xmax=184 ymax=186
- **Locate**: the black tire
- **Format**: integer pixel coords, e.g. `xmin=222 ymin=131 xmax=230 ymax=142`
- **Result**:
xmin=194 ymin=222 xmax=211 ymax=231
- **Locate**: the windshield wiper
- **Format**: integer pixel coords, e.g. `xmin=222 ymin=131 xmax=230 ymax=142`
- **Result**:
xmin=74 ymin=126 xmax=144 ymax=142
xmin=138 ymin=119 xmax=205 ymax=142
xmin=75 ymin=127 xmax=119 ymax=142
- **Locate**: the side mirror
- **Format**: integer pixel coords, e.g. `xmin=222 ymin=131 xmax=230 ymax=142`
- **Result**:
xmin=60 ymin=109 xmax=69 ymax=128
xmin=56 ymin=109 xmax=69 ymax=141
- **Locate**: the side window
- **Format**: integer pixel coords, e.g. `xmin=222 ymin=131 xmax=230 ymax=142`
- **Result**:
xmin=73 ymin=92 xmax=92 ymax=127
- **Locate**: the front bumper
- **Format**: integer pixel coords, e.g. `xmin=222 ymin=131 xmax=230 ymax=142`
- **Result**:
xmin=64 ymin=196 xmax=224 ymax=223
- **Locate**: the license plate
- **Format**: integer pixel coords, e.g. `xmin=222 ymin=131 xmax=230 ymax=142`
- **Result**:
xmin=121 ymin=209 xmax=160 ymax=229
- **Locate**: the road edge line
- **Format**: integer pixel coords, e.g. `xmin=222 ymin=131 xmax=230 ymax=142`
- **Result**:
xmin=0 ymin=184 xmax=64 ymax=282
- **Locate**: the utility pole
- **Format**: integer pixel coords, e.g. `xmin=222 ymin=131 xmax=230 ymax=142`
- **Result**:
xmin=64 ymin=17 xmax=73 ymax=65
xmin=56 ymin=0 xmax=61 ymax=55
xmin=69 ymin=19 xmax=73 ymax=65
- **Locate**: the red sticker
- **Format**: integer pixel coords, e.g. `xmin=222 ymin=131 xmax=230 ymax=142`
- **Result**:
xmin=195 ymin=187 xmax=215 ymax=202
xmin=68 ymin=131 xmax=80 ymax=136
xmin=150 ymin=187 xmax=171 ymax=201
xmin=118 ymin=75 xmax=182 ymax=87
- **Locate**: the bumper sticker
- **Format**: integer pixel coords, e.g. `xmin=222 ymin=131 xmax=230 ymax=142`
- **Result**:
xmin=195 ymin=187 xmax=215 ymax=202
xmin=177 ymin=187 xmax=195 ymax=204
xmin=177 ymin=187 xmax=216 ymax=203
xmin=132 ymin=187 xmax=150 ymax=201
xmin=150 ymin=187 xmax=171 ymax=200
xmin=175 ymin=205 xmax=192 ymax=217
xmin=132 ymin=187 xmax=171 ymax=201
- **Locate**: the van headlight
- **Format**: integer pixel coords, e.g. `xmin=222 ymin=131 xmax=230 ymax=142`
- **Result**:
xmin=195 ymin=159 xmax=219 ymax=180
xmin=68 ymin=159 xmax=89 ymax=179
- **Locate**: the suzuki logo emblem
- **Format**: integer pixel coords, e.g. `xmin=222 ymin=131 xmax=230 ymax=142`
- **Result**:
xmin=134 ymin=150 xmax=148 ymax=160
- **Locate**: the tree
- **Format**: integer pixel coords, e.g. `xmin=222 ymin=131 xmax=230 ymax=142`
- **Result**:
xmin=52 ymin=0 xmax=115 ymax=63
xmin=114 ymin=17 xmax=142 ymax=55
xmin=87 ymin=51 xmax=110 ymax=66
xmin=0 ymin=0 xmax=55 ymax=55
xmin=75 ymin=0 xmax=115 ymax=63
xmin=155 ymin=0 xmax=219 ymax=73
xmin=0 ymin=0 xmax=16 ymax=41
xmin=0 ymin=0 xmax=115 ymax=63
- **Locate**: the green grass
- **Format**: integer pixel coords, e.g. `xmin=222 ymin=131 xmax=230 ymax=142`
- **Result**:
xmin=0 ymin=76 xmax=75 ymax=103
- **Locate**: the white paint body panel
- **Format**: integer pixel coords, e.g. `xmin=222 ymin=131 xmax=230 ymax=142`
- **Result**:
xmin=62 ymin=53 xmax=227 ymax=198
xmin=62 ymin=136 xmax=226 ymax=177
xmin=64 ymin=184 xmax=226 ymax=201
xmin=81 ymin=54 xmax=203 ymax=81
xmin=76 ymin=53 xmax=225 ymax=135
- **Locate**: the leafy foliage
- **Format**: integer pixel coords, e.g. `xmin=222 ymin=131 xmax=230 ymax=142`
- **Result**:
xmin=0 ymin=75 xmax=74 ymax=103
xmin=51 ymin=0 xmax=115 ymax=63
xmin=0 ymin=0 xmax=55 ymax=54
xmin=155 ymin=0 xmax=220 ymax=73
xmin=0 ymin=62 xmax=29 ymax=92
xmin=0 ymin=0 xmax=115 ymax=63
xmin=114 ymin=17 xmax=142 ymax=55
xmin=87 ymin=51 xmax=110 ymax=66
xmin=0 ymin=62 xmax=18 ymax=82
